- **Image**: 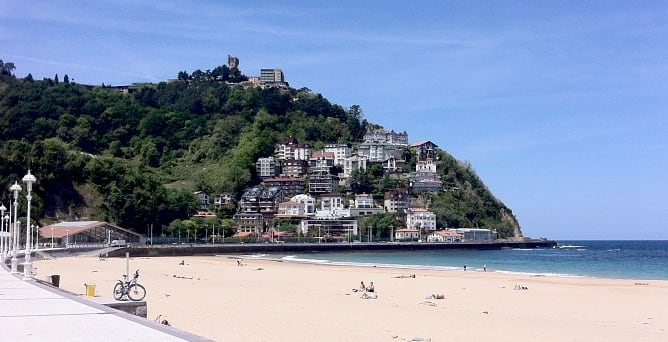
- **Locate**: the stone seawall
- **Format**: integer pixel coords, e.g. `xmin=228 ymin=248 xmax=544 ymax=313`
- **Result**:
xmin=107 ymin=239 xmax=557 ymax=258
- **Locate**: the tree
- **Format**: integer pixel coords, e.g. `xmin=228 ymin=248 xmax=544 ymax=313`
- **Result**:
xmin=0 ymin=59 xmax=16 ymax=76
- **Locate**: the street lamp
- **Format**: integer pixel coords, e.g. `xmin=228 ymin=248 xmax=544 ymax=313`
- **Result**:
xmin=23 ymin=170 xmax=37 ymax=280
xmin=51 ymin=226 xmax=54 ymax=248
xmin=66 ymin=229 xmax=69 ymax=247
xmin=9 ymin=181 xmax=21 ymax=274
xmin=0 ymin=203 xmax=6 ymax=261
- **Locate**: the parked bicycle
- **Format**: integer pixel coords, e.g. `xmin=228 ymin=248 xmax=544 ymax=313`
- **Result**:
xmin=113 ymin=269 xmax=146 ymax=301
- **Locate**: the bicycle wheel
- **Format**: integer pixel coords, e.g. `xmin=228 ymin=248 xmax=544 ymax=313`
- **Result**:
xmin=113 ymin=283 xmax=124 ymax=300
xmin=127 ymin=284 xmax=146 ymax=301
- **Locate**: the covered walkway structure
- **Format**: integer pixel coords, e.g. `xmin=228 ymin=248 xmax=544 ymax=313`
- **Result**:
xmin=38 ymin=221 xmax=143 ymax=248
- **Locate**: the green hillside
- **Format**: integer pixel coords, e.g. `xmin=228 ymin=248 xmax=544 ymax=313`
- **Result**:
xmin=0 ymin=59 xmax=522 ymax=239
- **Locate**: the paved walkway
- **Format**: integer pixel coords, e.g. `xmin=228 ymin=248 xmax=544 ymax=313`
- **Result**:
xmin=0 ymin=265 xmax=211 ymax=342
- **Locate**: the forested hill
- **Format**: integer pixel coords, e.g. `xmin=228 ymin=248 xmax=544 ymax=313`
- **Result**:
xmin=0 ymin=60 xmax=523 ymax=239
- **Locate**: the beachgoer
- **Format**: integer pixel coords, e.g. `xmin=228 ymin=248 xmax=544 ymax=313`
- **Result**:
xmin=366 ymin=281 xmax=375 ymax=292
xmin=483 ymin=264 xmax=486 ymax=272
xmin=237 ymin=259 xmax=243 ymax=267
xmin=359 ymin=281 xmax=366 ymax=292
xmin=361 ymin=292 xmax=378 ymax=299
xmin=463 ymin=265 xmax=467 ymax=271
xmin=179 ymin=260 xmax=185 ymax=266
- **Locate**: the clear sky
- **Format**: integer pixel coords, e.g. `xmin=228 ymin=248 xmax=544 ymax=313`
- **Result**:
xmin=3 ymin=1 xmax=667 ymax=240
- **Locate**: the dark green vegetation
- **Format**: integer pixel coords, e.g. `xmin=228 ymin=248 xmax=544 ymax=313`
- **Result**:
xmin=0 ymin=59 xmax=522 ymax=239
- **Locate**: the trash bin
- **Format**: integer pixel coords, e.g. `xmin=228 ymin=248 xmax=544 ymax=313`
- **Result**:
xmin=84 ymin=283 xmax=96 ymax=297
xmin=51 ymin=275 xmax=60 ymax=288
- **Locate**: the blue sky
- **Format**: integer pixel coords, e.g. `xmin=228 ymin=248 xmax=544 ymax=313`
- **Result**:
xmin=3 ymin=1 xmax=667 ymax=239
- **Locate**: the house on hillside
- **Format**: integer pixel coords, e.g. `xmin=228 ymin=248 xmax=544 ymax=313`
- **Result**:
xmin=384 ymin=188 xmax=410 ymax=213
xmin=263 ymin=176 xmax=305 ymax=197
xmin=280 ymin=159 xmax=309 ymax=178
xmin=275 ymin=137 xmax=311 ymax=161
xmin=406 ymin=208 xmax=437 ymax=231
xmin=324 ymin=143 xmax=352 ymax=166
xmin=194 ymin=191 xmax=210 ymax=211
xmin=256 ymin=156 xmax=280 ymax=179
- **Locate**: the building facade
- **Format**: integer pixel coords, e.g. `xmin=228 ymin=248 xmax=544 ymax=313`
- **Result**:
xmin=274 ymin=137 xmax=311 ymax=161
xmin=406 ymin=208 xmax=437 ymax=231
xmin=256 ymin=156 xmax=280 ymax=179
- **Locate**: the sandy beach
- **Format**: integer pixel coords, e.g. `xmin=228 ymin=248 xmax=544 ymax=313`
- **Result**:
xmin=33 ymin=254 xmax=667 ymax=341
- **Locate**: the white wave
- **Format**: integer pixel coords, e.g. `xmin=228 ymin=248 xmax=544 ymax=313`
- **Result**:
xmin=281 ymin=255 xmax=329 ymax=263
xmin=494 ymin=270 xmax=583 ymax=278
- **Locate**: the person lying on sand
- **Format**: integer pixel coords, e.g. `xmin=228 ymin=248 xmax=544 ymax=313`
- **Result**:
xmin=426 ymin=294 xmax=445 ymax=299
xmin=393 ymin=274 xmax=416 ymax=278
xmin=361 ymin=292 xmax=378 ymax=299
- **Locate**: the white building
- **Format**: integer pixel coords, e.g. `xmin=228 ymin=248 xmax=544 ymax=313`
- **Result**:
xmin=276 ymin=201 xmax=305 ymax=217
xmin=291 ymin=194 xmax=316 ymax=216
xmin=427 ymin=230 xmax=463 ymax=243
xmin=343 ymin=154 xmax=368 ymax=178
xmin=256 ymin=156 xmax=280 ymax=178
xmin=324 ymin=143 xmax=352 ymax=166
xmin=354 ymin=194 xmax=373 ymax=208
xmin=315 ymin=193 xmax=350 ymax=219
xmin=274 ymin=137 xmax=311 ymax=161
xmin=406 ymin=208 xmax=437 ymax=231
xmin=394 ymin=228 xmax=419 ymax=240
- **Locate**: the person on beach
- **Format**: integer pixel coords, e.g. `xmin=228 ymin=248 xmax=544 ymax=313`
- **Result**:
xmin=359 ymin=281 xmax=366 ymax=292
xmin=483 ymin=264 xmax=486 ymax=272
xmin=394 ymin=274 xmax=416 ymax=278
xmin=463 ymin=265 xmax=467 ymax=271
xmin=361 ymin=292 xmax=378 ymax=299
xmin=366 ymin=282 xmax=375 ymax=292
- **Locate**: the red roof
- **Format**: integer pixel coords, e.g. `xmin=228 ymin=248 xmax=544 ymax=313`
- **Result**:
xmin=410 ymin=141 xmax=438 ymax=148
xmin=39 ymin=221 xmax=106 ymax=238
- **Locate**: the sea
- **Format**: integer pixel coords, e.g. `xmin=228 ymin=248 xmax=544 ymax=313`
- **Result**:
xmin=254 ymin=240 xmax=668 ymax=281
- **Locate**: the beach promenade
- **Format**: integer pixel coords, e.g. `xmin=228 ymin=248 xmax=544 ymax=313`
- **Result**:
xmin=0 ymin=265 xmax=211 ymax=342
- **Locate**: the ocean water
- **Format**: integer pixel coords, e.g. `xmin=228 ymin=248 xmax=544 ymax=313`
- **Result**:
xmin=265 ymin=240 xmax=668 ymax=280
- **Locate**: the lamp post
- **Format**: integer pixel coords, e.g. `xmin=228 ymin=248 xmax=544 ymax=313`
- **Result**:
xmin=51 ymin=226 xmax=54 ymax=248
xmin=390 ymin=225 xmax=394 ymax=243
xmin=66 ymin=229 xmax=69 ymax=247
xmin=23 ymin=170 xmax=37 ymax=280
xmin=9 ymin=181 xmax=21 ymax=274
xmin=0 ymin=203 xmax=6 ymax=261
